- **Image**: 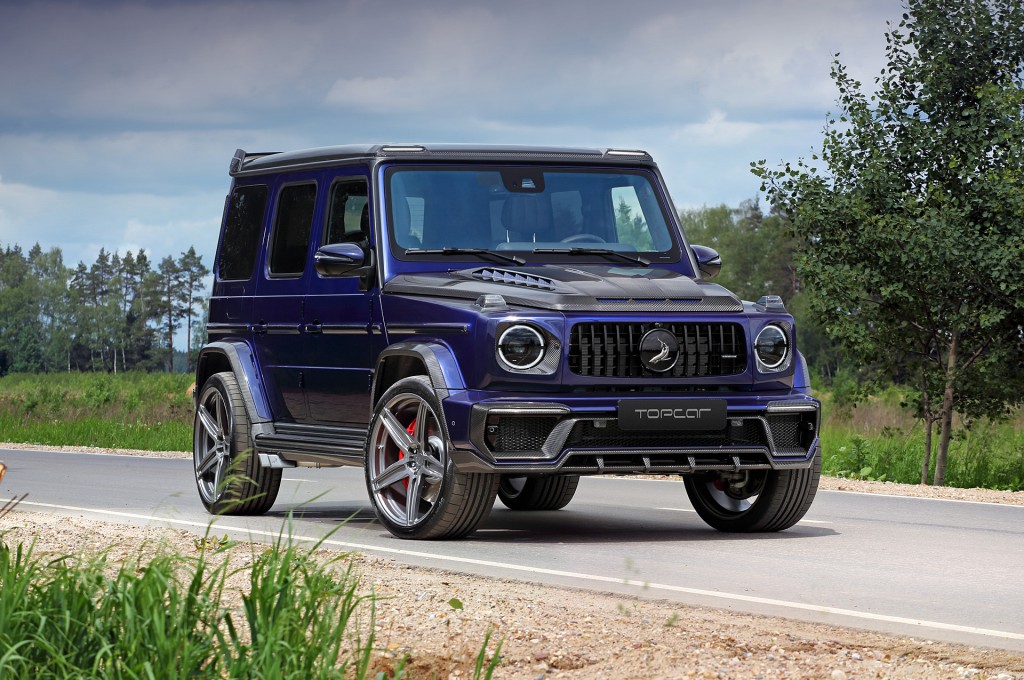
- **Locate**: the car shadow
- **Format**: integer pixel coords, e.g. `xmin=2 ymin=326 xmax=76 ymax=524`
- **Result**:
xmin=268 ymin=501 xmax=837 ymax=544
xmin=469 ymin=507 xmax=838 ymax=544
xmin=267 ymin=502 xmax=379 ymax=524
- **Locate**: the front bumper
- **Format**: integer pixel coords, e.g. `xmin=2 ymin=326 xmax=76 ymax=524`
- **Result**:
xmin=445 ymin=392 xmax=820 ymax=475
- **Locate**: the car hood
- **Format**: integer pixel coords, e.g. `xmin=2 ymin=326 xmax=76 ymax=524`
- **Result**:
xmin=383 ymin=265 xmax=742 ymax=312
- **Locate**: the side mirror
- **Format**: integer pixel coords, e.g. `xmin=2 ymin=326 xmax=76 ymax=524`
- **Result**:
xmin=314 ymin=243 xmax=368 ymax=277
xmin=691 ymin=245 xmax=722 ymax=279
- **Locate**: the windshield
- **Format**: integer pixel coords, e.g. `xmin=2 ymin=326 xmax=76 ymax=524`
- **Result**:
xmin=386 ymin=166 xmax=680 ymax=262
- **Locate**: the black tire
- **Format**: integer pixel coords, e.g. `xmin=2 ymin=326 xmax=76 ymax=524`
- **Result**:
xmin=193 ymin=372 xmax=281 ymax=515
xmin=497 ymin=475 xmax=580 ymax=511
xmin=683 ymin=451 xmax=821 ymax=532
xmin=364 ymin=376 xmax=498 ymax=539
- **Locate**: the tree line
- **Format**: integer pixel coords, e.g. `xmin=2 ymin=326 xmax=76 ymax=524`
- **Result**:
xmin=0 ymin=243 xmax=209 ymax=375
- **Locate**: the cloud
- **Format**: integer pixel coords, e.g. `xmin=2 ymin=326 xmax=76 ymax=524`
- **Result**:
xmin=0 ymin=128 xmax=317 ymax=195
xmin=0 ymin=177 xmax=222 ymax=268
xmin=1 ymin=1 xmax=894 ymax=129
xmin=673 ymin=111 xmax=763 ymax=147
xmin=0 ymin=1 xmax=334 ymax=126
xmin=0 ymin=0 xmax=904 ymax=263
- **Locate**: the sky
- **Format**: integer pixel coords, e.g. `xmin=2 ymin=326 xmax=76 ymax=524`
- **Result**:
xmin=0 ymin=0 xmax=900 ymax=271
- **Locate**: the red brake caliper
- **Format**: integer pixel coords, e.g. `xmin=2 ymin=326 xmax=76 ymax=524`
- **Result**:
xmin=399 ymin=419 xmax=416 ymax=490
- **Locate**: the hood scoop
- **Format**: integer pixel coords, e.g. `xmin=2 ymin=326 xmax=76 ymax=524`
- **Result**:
xmin=471 ymin=268 xmax=558 ymax=291
xmin=386 ymin=265 xmax=743 ymax=312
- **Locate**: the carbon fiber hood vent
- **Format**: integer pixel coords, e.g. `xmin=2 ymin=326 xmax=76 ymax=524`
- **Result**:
xmin=471 ymin=268 xmax=557 ymax=291
xmin=384 ymin=265 xmax=744 ymax=313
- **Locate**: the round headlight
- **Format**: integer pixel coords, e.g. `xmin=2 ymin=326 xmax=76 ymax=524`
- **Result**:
xmin=498 ymin=325 xmax=545 ymax=369
xmin=754 ymin=324 xmax=788 ymax=369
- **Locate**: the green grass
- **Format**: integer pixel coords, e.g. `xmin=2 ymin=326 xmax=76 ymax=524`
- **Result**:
xmin=0 ymin=520 xmax=506 ymax=679
xmin=0 ymin=372 xmax=193 ymax=451
xmin=819 ymin=388 xmax=1024 ymax=490
xmin=0 ymin=529 xmax=378 ymax=678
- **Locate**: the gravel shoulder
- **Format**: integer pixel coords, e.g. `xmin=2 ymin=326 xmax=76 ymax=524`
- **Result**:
xmin=3 ymin=443 xmax=1024 ymax=677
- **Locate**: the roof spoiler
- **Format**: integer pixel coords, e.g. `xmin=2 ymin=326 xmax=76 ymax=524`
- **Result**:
xmin=229 ymin=149 xmax=280 ymax=175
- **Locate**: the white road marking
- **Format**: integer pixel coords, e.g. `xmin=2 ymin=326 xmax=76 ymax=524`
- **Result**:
xmin=5 ymin=497 xmax=1022 ymax=643
xmin=657 ymin=506 xmax=831 ymax=524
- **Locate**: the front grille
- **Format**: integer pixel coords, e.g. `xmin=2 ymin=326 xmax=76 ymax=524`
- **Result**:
xmin=569 ymin=322 xmax=747 ymax=378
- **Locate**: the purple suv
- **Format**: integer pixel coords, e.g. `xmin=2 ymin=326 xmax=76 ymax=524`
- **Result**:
xmin=193 ymin=144 xmax=821 ymax=539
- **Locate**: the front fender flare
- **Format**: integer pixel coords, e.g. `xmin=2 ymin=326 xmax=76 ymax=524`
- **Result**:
xmin=371 ymin=341 xmax=466 ymax=407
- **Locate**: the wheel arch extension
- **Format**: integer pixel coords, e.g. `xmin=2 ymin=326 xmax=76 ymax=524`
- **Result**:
xmin=793 ymin=350 xmax=812 ymax=392
xmin=194 ymin=342 xmax=273 ymax=424
xmin=372 ymin=341 xmax=465 ymax=407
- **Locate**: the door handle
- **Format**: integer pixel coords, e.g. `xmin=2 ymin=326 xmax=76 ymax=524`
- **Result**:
xmin=250 ymin=321 xmax=268 ymax=335
xmin=304 ymin=322 xmax=323 ymax=334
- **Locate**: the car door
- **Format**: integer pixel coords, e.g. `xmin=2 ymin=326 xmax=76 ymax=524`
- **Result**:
xmin=251 ymin=178 xmax=319 ymax=422
xmin=303 ymin=172 xmax=375 ymax=426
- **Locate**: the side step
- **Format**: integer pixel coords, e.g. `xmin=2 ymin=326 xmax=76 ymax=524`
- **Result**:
xmin=254 ymin=423 xmax=367 ymax=468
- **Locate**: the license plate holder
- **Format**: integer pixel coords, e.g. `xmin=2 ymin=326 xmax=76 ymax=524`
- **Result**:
xmin=617 ymin=398 xmax=727 ymax=431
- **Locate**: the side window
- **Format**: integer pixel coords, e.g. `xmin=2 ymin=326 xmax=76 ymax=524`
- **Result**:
xmin=324 ymin=178 xmax=369 ymax=246
xmin=269 ymin=183 xmax=317 ymax=276
xmin=219 ymin=185 xmax=267 ymax=281
xmin=611 ymin=185 xmax=655 ymax=251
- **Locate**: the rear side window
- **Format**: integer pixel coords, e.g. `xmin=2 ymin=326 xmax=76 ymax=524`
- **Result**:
xmin=219 ymin=185 xmax=267 ymax=281
xmin=269 ymin=183 xmax=317 ymax=276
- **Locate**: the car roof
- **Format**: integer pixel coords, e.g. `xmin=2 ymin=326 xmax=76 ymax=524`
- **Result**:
xmin=229 ymin=144 xmax=656 ymax=177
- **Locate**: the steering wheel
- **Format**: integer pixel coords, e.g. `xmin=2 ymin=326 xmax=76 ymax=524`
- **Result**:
xmin=560 ymin=233 xmax=606 ymax=244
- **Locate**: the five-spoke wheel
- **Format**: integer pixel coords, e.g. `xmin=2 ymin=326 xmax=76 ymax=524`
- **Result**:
xmin=193 ymin=372 xmax=281 ymax=515
xmin=365 ymin=376 xmax=497 ymax=539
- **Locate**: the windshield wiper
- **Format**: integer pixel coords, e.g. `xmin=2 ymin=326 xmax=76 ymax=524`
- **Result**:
xmin=404 ymin=248 xmax=525 ymax=266
xmin=531 ymin=248 xmax=649 ymax=266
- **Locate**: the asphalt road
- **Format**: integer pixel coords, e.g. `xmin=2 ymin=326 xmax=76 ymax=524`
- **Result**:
xmin=3 ymin=447 xmax=1023 ymax=651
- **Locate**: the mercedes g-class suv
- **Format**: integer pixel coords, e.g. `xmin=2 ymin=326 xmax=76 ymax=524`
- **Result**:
xmin=193 ymin=144 xmax=820 ymax=540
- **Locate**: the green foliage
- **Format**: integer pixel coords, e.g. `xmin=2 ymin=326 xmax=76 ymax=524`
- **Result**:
xmin=0 ymin=530 xmax=379 ymax=679
xmin=223 ymin=542 xmax=370 ymax=677
xmin=614 ymin=198 xmax=654 ymax=250
xmin=471 ymin=629 xmax=503 ymax=680
xmin=0 ymin=371 xmax=194 ymax=451
xmin=820 ymin=389 xmax=1024 ymax=490
xmin=753 ymin=0 xmax=1024 ymax=485
xmin=0 ymin=241 xmax=209 ymax=376
xmin=680 ymin=200 xmax=797 ymax=303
